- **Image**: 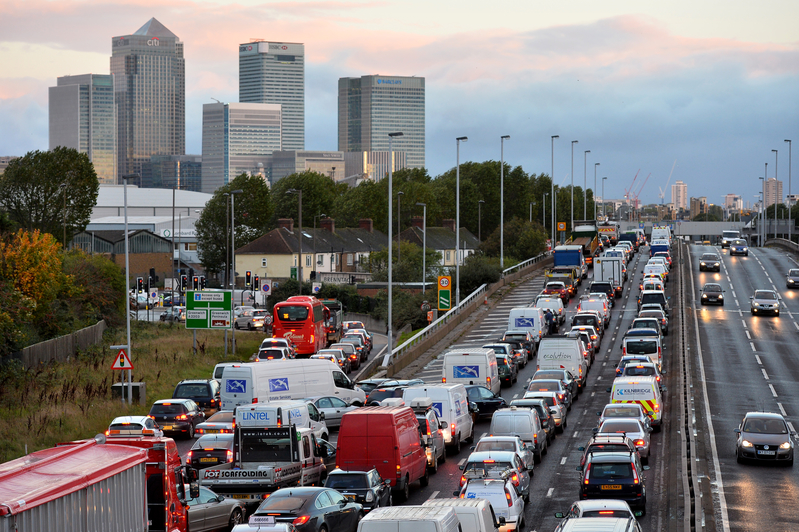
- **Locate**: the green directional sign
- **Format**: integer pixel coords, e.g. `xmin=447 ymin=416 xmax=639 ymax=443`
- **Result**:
xmin=186 ymin=290 xmax=232 ymax=329
xmin=438 ymin=290 xmax=451 ymax=311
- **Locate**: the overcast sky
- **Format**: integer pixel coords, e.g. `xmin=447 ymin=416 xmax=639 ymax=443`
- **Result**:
xmin=1 ymin=0 xmax=797 ymax=205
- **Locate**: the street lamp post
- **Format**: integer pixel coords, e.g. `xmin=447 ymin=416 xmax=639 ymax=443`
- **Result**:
xmin=760 ymin=176 xmax=765 ymax=246
xmin=602 ymin=177 xmax=608 ymax=219
xmin=584 ymin=150 xmax=590 ymax=220
xmin=456 ymin=136 xmax=468 ymax=307
xmin=386 ymin=132 xmax=403 ymax=365
xmin=773 ymin=150 xmax=779 ymax=238
xmin=229 ymin=189 xmax=243 ymax=355
xmin=286 ymin=189 xmax=302 ymax=294
xmin=594 ymin=163 xmax=600 ymax=220
xmin=416 ymin=202 xmax=426 ymax=293
xmin=500 ymin=135 xmax=510 ymax=268
xmin=787 ymin=139 xmax=793 ymax=242
xmin=121 ymin=173 xmax=139 ymax=404
xmin=314 ymin=213 xmax=326 ymax=276
xmin=551 ymin=135 xmax=559 ymax=246
xmin=571 ymin=140 xmax=578 ymax=231
xmin=397 ymin=191 xmax=404 ymax=265
xmin=478 ymin=200 xmax=485 ymax=242
xmin=543 ymin=194 xmax=548 ymax=228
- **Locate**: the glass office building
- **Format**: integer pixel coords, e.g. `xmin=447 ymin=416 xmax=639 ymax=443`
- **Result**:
xmin=111 ymin=18 xmax=185 ymax=182
xmin=49 ymin=74 xmax=116 ymax=183
xmin=239 ymin=41 xmax=304 ymax=151
xmin=141 ymin=154 xmax=202 ymax=191
xmin=201 ymin=102 xmax=281 ymax=192
xmin=338 ymin=75 xmax=425 ymax=170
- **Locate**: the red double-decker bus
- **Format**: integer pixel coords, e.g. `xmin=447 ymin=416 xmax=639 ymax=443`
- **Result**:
xmin=272 ymin=296 xmax=328 ymax=356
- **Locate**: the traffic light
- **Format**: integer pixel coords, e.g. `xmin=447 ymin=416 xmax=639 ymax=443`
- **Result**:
xmin=253 ymin=275 xmax=260 ymax=290
xmin=149 ymin=267 xmax=158 ymax=283
xmin=180 ymin=274 xmax=188 ymax=291
xmin=309 ymin=271 xmax=316 ymax=281
xmin=200 ymin=276 xmax=206 ymax=290
xmin=192 ymin=276 xmax=199 ymax=290
xmin=136 ymin=277 xmax=144 ymax=293
xmin=245 ymin=271 xmax=252 ymax=287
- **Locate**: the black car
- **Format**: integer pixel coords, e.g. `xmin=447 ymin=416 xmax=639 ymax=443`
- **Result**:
xmin=502 ymin=331 xmax=536 ymax=360
xmin=340 ymin=335 xmax=368 ymax=362
xmin=250 ymin=487 xmax=363 ymax=532
xmin=701 ymin=283 xmax=724 ymax=306
xmin=148 ymin=399 xmax=205 ymax=439
xmin=366 ymin=386 xmax=408 ymax=406
xmin=173 ymin=379 xmax=221 ymax=413
xmin=509 ymin=398 xmax=556 ymax=444
xmin=324 ymin=469 xmax=392 ymax=512
xmin=496 ymin=353 xmax=517 ymax=387
xmin=735 ymin=412 xmax=796 ymax=465
xmin=356 ymin=379 xmax=391 ymax=395
xmin=699 ymin=253 xmax=721 ymax=272
xmin=578 ymin=451 xmax=649 ymax=516
xmin=465 ymin=385 xmax=507 ymax=420
xmin=589 ymin=281 xmax=618 ymax=300
xmin=187 ymin=433 xmax=234 ymax=469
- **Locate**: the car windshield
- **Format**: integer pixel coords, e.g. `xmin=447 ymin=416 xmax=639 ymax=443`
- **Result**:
xmin=603 ymin=406 xmax=641 ymax=418
xmin=464 ymin=461 xmax=513 ymax=473
xmin=174 ymin=384 xmax=208 ymax=398
xmin=259 ymin=349 xmax=285 ymax=359
xmin=743 ymin=418 xmax=788 ymax=434
xmin=150 ymin=404 xmax=186 ymax=415
xmin=601 ymin=421 xmax=642 ymax=433
xmin=591 ymin=463 xmax=633 ymax=479
xmin=530 ymin=382 xmax=559 ymax=392
xmin=485 ymin=345 xmax=509 ymax=354
xmin=194 ymin=435 xmax=233 ymax=449
xmin=703 ymin=285 xmax=722 ymax=293
xmin=641 ymin=294 xmax=666 ymax=305
xmin=475 ymin=441 xmax=516 ymax=452
xmin=638 ymin=311 xmax=662 ymax=319
xmin=789 ymin=270 xmax=799 ymax=277
xmin=534 ymin=371 xmax=563 ymax=381
xmin=625 ymin=340 xmax=657 ymax=354
xmin=367 ymin=389 xmax=401 ymax=402
xmin=732 ymin=240 xmax=746 ymax=245
xmin=754 ymin=291 xmax=777 ymax=300
xmin=546 ymin=282 xmax=565 ymax=289
xmin=701 ymin=254 xmax=719 ymax=260
xmin=325 ymin=473 xmax=368 ymax=489
xmin=206 ymin=411 xmax=233 ymax=423
xmin=632 ymin=320 xmax=657 ymax=329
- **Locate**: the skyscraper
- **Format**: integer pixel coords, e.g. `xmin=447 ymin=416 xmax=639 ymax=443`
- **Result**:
xmin=239 ymin=41 xmax=304 ymax=151
xmin=111 ymin=18 xmax=185 ymax=182
xmin=765 ymin=177 xmax=783 ymax=207
xmin=201 ymin=102 xmax=281 ymax=193
xmin=49 ymin=74 xmax=116 ymax=183
xmin=338 ymin=75 xmax=425 ymax=170
xmin=671 ymin=180 xmax=688 ymax=211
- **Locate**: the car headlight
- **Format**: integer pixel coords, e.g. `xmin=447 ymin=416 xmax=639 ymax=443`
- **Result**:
xmin=780 ymin=441 xmax=792 ymax=449
xmin=702 ymin=294 xmax=708 ymax=298
xmin=700 ymin=262 xmax=706 ymax=266
xmin=365 ymin=491 xmax=375 ymax=502
xmin=741 ymin=440 xmax=753 ymax=448
xmin=789 ymin=279 xmax=795 ymax=283
xmin=718 ymin=294 xmax=723 ymax=299
xmin=753 ymin=302 xmax=760 ymax=307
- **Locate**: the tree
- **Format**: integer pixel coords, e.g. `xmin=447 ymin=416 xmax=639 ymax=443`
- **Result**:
xmin=196 ymin=174 xmax=273 ymax=275
xmin=479 ymin=217 xmax=547 ymax=262
xmin=271 ymin=171 xmax=341 ymax=224
xmin=0 ymin=148 xmax=99 ymax=246
xmin=368 ymin=241 xmax=443 ymax=283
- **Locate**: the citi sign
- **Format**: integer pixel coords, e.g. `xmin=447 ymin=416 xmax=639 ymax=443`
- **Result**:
xmin=147 ymin=38 xmax=160 ymax=46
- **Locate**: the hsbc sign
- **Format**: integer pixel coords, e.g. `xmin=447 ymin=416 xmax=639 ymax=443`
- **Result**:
xmin=269 ymin=44 xmax=289 ymax=51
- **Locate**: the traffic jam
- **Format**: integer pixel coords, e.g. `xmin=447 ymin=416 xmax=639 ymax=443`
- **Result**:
xmin=0 ymin=222 xmax=674 ymax=532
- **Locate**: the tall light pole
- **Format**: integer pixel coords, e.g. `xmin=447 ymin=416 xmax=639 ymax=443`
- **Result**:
xmin=787 ymin=139 xmax=793 ymax=242
xmin=500 ymin=135 xmax=510 ymax=268
xmin=416 ymin=202 xmax=426 ymax=293
xmin=773 ymin=149 xmax=779 ymax=239
xmin=583 ymin=150 xmax=590 ymax=220
xmin=397 ymin=191 xmax=404 ymax=265
xmin=602 ymin=177 xmax=608 ymax=219
xmin=594 ymin=163 xmax=600 ymax=220
xmin=456 ymin=136 xmax=468 ymax=306
xmin=121 ymin=173 xmax=139 ymax=403
xmin=386 ymin=131 xmax=403 ymax=364
xmin=571 ymin=140 xmax=578 ymax=231
xmin=765 ymin=162 xmax=769 ymax=241
xmin=551 ymin=135 xmax=559 ymax=245
xmin=478 ymin=200 xmax=485 ymax=242
xmin=314 ymin=213 xmax=326 ymax=275
xmin=543 ymin=193 xmax=548 ymax=228
xmin=760 ymin=176 xmax=765 ymax=246
xmin=286 ymin=188 xmax=302 ymax=294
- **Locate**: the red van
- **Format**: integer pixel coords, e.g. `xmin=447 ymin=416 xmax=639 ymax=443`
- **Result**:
xmin=336 ymin=406 xmax=428 ymax=502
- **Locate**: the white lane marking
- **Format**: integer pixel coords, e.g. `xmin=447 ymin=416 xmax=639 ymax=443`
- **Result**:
xmin=572 ymin=431 xmax=579 ymax=438
xmin=591 ymin=391 xmax=596 ymax=397
xmin=602 ymin=362 xmax=607 ymax=367
xmin=546 ymin=488 xmax=554 ymax=498
xmin=761 ymin=368 xmax=770 ymax=380
xmin=607 ymin=349 xmax=611 ymax=353
xmin=745 ymin=330 xmax=751 ymax=339
xmin=769 ymin=384 xmax=778 ymax=398
xmin=597 ymin=376 xmax=602 ymax=381
xmin=512 ymin=394 xmax=519 ymax=399
xmin=794 ymin=322 xmax=799 ymax=331
xmin=750 ymin=342 xmax=757 ymax=352
xmin=458 ymin=458 xmax=466 ymax=466
xmin=755 ymin=355 xmax=762 ymax=365
xmin=742 ymin=319 xmax=747 ymax=328
xmin=560 ymin=457 xmax=567 ymax=465
xmin=778 ymin=403 xmax=787 ymax=417
xmin=732 ymin=290 xmax=737 ymax=298
xmin=788 ymin=422 xmax=797 ymax=435
xmin=429 ymin=491 xmax=439 ymax=500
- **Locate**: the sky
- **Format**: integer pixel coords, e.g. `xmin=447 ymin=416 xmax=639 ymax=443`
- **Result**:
xmin=1 ymin=0 xmax=797 ymax=206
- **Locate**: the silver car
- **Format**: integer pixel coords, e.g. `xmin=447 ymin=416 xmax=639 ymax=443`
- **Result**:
xmin=750 ymin=289 xmax=780 ymax=316
xmin=787 ymin=269 xmax=799 ymax=289
xmin=597 ymin=403 xmax=651 ymax=432
xmin=523 ymin=391 xmax=568 ymax=433
xmin=186 ymin=486 xmax=245 ymax=531
xmin=309 ymin=396 xmax=358 ymax=429
xmin=597 ymin=418 xmax=652 ymax=463
xmin=637 ymin=309 xmax=668 ymax=335
xmin=473 ymin=435 xmax=535 ymax=473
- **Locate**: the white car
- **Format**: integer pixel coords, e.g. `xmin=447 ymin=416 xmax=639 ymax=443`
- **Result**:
xmin=597 ymin=403 xmax=651 ymax=431
xmin=107 ymin=415 xmax=163 ymax=438
xmin=554 ymin=499 xmax=639 ymax=520
xmin=457 ymin=470 xmax=525 ymax=532
xmin=596 ymin=418 xmax=652 ymax=463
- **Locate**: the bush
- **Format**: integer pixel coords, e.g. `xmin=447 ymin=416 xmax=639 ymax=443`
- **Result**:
xmin=454 ymin=255 xmax=502 ymax=298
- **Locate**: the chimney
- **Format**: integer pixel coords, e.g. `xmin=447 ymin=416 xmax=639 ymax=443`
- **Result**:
xmin=411 ymin=216 xmax=424 ymax=229
xmin=321 ymin=218 xmax=335 ymax=233
xmin=359 ymin=218 xmax=373 ymax=233
xmin=442 ymin=219 xmax=456 ymax=232
xmin=277 ymin=218 xmax=294 ymax=232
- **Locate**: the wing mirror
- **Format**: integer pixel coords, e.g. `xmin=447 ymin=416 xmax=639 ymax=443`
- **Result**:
xmin=734 ymin=428 xmax=741 ymax=434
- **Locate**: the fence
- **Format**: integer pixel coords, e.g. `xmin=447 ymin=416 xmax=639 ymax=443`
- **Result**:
xmin=10 ymin=320 xmax=107 ymax=369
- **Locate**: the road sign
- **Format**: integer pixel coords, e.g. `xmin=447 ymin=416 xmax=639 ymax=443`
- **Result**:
xmin=421 ymin=301 xmax=431 ymax=312
xmin=312 ymin=283 xmax=321 ymax=293
xmin=438 ymin=276 xmax=450 ymax=289
xmin=111 ymin=349 xmax=134 ymax=370
xmin=186 ymin=290 xmax=232 ymax=329
xmin=438 ymin=290 xmax=451 ymax=311
xmin=262 ymin=279 xmax=272 ymax=293
xmin=557 ymin=222 xmax=566 ymax=231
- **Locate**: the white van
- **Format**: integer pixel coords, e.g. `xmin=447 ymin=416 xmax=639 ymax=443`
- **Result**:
xmin=622 ymin=330 xmax=662 ymax=369
xmin=358 ymin=506 xmax=461 ymax=532
xmin=220 ymin=359 xmax=366 ymax=411
xmin=442 ymin=349 xmax=500 ymax=395
xmin=537 ymin=337 xmax=588 ymax=390
xmin=643 ymin=263 xmax=667 ymax=282
xmin=422 ymin=498 xmax=502 ymax=532
xmin=403 ymin=384 xmax=474 ymax=451
xmin=507 ymin=308 xmax=545 ymax=344
xmin=533 ymin=298 xmax=565 ymax=325
xmin=235 ymin=400 xmax=329 ymax=440
xmin=610 ymin=376 xmax=663 ymax=430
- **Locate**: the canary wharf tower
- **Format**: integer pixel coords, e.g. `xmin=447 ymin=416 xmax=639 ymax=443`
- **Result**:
xmin=111 ymin=18 xmax=185 ymax=182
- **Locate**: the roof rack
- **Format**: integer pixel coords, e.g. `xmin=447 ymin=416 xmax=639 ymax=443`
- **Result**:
xmin=462 ymin=467 xmax=514 ymax=481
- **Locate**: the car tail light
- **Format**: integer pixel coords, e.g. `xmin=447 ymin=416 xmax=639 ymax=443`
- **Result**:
xmin=452 ymin=423 xmax=456 ymax=433
xmin=147 ymin=415 xmax=154 ymax=420
xmin=511 ymin=473 xmax=519 ymax=486
xmin=252 ymin=398 xmax=258 ymax=404
xmin=442 ymin=377 xmax=447 ymax=383
xmin=599 ymin=510 xmax=614 ymax=515
xmin=396 ymin=465 xmax=401 ymax=478
xmin=227 ymin=450 xmax=234 ymax=462
xmin=293 ymin=516 xmax=311 ymax=526
xmin=177 ymin=414 xmax=188 ymax=420
xmin=277 ymin=417 xmax=282 ymax=427
xmin=187 ymin=451 xmax=193 ymax=459
xmin=583 ymin=464 xmax=591 ymax=485
xmin=635 ymin=439 xmax=645 ymax=447
xmin=460 ymin=475 xmax=466 ymax=487
xmin=622 ymin=347 xmax=626 ymax=355
xmin=654 ymin=403 xmax=660 ymax=412
xmin=504 ymin=488 xmax=513 ymax=507
xmin=558 ymin=394 xmax=564 ymax=400
xmin=632 ymin=466 xmax=640 ymax=485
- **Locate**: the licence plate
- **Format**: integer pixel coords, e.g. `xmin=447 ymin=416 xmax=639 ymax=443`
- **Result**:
xmin=346 ymin=495 xmax=356 ymax=500
xmin=230 ymin=494 xmax=251 ymax=499
xmin=757 ymin=450 xmax=776 ymax=455
xmin=162 ymin=426 xmax=173 ymax=430
xmin=200 ymin=457 xmax=217 ymax=463
xmin=205 ymin=429 xmax=220 ymax=434
xmin=601 ymin=485 xmax=622 ymax=490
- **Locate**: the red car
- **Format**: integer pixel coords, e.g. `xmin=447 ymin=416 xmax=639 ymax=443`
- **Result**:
xmin=542 ymin=282 xmax=569 ymax=304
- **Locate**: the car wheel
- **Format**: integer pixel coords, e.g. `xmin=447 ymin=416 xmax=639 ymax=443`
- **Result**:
xmin=187 ymin=423 xmax=195 ymax=439
xmin=399 ymin=477 xmax=410 ymax=502
xmin=638 ymin=504 xmax=646 ymax=518
xmin=234 ymin=321 xmax=240 ymax=329
xmin=430 ymin=453 xmax=438 ymax=474
xmin=451 ymin=434 xmax=461 ymax=455
xmin=642 ymin=454 xmax=649 ymax=465
xmin=420 ymin=466 xmax=430 ymax=487
xmin=736 ymin=450 xmax=744 ymax=464
xmin=228 ymin=508 xmax=244 ymax=531
xmin=534 ymin=451 xmax=541 ymax=464
xmin=556 ymin=424 xmax=564 ymax=434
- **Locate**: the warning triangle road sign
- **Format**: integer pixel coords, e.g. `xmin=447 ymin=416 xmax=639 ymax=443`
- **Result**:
xmin=112 ymin=349 xmax=134 ymax=370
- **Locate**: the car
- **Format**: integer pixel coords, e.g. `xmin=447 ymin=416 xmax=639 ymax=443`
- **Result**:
xmin=496 ymin=353 xmax=518 ymax=386
xmin=597 ymin=403 xmax=652 ymax=432
xmin=161 ymin=293 xmax=185 ymax=307
xmin=159 ymin=306 xmax=186 ymax=322
xmin=410 ymin=399 xmax=447 ymax=472
xmin=356 ymin=378 xmax=391 ymax=395
xmin=345 ymin=330 xmax=372 ymax=353
xmin=187 ymin=433 xmax=234 ymax=469
xmin=173 ymin=379 xmax=221 ymax=413
xmin=543 ymin=281 xmax=570 ymax=304
xmin=638 ymin=303 xmax=667 ymax=317
xmin=596 ymin=419 xmax=652 ymax=463
xmin=233 ymin=305 xmax=254 ymax=318
xmin=129 ymin=293 xmax=152 ymax=310
xmin=566 ymin=329 xmax=595 ymax=365
xmin=256 ymin=346 xmax=295 ymax=362
xmin=788 ymin=269 xmax=799 ymax=289
xmin=577 ymin=297 xmax=610 ymax=328
xmin=589 ymin=281 xmax=618 ymax=302
xmin=750 ymin=289 xmax=780 ymax=316
xmin=652 ymin=251 xmax=672 ymax=268
xmin=465 ymin=385 xmax=508 ymax=420
xmin=249 ymin=487 xmax=363 ymax=532
xmin=620 ymin=362 xmax=663 ymax=390
xmin=148 ymin=398 xmax=205 ymax=439
xmin=523 ymin=391 xmax=567 ymax=433
xmin=614 ymin=355 xmax=654 ymax=377
xmin=700 ymin=283 xmax=725 ymax=306
xmin=186 ymin=485 xmax=246 ymax=531
xmin=260 ymin=337 xmax=298 ymax=357
xmin=628 ymin=318 xmax=663 ymax=340
xmin=554 ymin=499 xmax=639 ymax=520
xmin=195 ymin=410 xmax=235 ymax=435
xmin=589 ymin=292 xmax=613 ymax=310
xmin=532 ymin=369 xmax=578 ymax=402
xmin=500 ymin=339 xmax=529 ymax=369
xmin=699 ymin=253 xmax=721 ymax=272
xmin=735 ymin=412 xmax=796 ymax=465
xmin=329 ymin=343 xmax=360 ymax=369
xmin=527 ymin=379 xmax=572 ymax=411
xmin=509 ymin=398 xmax=557 ymax=444
xmin=502 ymin=330 xmax=536 ymax=359
xmin=577 ymin=451 xmax=649 ymax=516
xmin=323 ymin=469 xmax=392 ymax=512
xmin=309 ymin=396 xmax=359 ymax=429
xmin=366 ymin=386 xmax=409 ymax=406
xmin=342 ymin=320 xmax=366 ymax=332
xmin=471 ymin=436 xmax=535 ymax=474
xmin=459 ymin=451 xmax=531 ymax=504
xmin=729 ymin=239 xmax=749 ymax=256
xmin=310 ymin=348 xmax=351 ymax=373
xmin=235 ymin=308 xmax=269 ymax=330
xmin=106 ymin=415 xmax=163 ymax=438
xmin=571 ymin=324 xmax=601 ymax=352
xmin=456 ymin=467 xmax=525 ymax=532
xmin=639 ymin=278 xmax=664 ymax=293
xmin=637 ymin=309 xmax=668 ymax=335
xmin=535 ymin=297 xmax=566 ymax=324
xmin=340 ymin=335 xmax=368 ymax=362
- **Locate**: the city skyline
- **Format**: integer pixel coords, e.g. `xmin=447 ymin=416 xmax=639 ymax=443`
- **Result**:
xmin=0 ymin=1 xmax=796 ymax=202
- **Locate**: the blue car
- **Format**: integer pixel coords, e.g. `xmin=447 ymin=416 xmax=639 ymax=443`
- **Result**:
xmin=729 ymin=239 xmax=749 ymax=256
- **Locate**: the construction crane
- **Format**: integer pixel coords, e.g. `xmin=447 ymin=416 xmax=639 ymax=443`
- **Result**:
xmin=631 ymin=173 xmax=651 ymax=210
xmin=658 ymin=160 xmax=677 ymax=205
xmin=623 ymin=170 xmax=641 ymax=207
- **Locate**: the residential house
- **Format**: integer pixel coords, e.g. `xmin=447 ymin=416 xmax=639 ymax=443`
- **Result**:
xmin=399 ymin=218 xmax=480 ymax=266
